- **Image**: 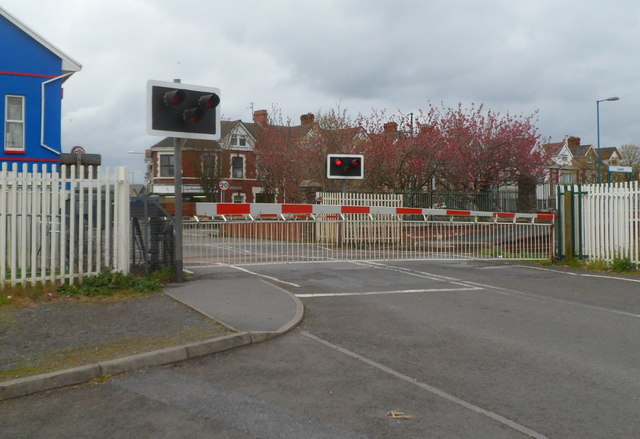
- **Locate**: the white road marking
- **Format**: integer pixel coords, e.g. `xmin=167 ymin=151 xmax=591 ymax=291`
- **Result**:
xmin=226 ymin=264 xmax=301 ymax=288
xmin=301 ymin=331 xmax=551 ymax=439
xmin=353 ymin=261 xmax=470 ymax=286
xmin=581 ymin=273 xmax=640 ymax=283
xmin=515 ymin=265 xmax=640 ymax=283
xmin=367 ymin=262 xmax=640 ymax=320
xmin=296 ymin=286 xmax=481 ymax=298
xmin=461 ymin=280 xmax=640 ymax=319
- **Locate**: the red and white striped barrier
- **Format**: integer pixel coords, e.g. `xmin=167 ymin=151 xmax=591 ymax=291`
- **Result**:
xmin=196 ymin=203 xmax=556 ymax=222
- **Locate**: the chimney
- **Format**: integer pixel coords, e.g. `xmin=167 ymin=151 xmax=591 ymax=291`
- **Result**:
xmin=253 ymin=109 xmax=268 ymax=126
xmin=300 ymin=113 xmax=315 ymax=125
xmin=567 ymin=136 xmax=581 ymax=147
xmin=383 ymin=122 xmax=398 ymax=134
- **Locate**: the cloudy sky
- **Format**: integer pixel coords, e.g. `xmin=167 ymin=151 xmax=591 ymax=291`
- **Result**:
xmin=4 ymin=0 xmax=639 ymax=182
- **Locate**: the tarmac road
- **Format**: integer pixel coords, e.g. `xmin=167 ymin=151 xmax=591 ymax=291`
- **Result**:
xmin=1 ymin=260 xmax=639 ymax=438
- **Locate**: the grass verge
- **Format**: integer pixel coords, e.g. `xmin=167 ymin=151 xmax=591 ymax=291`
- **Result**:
xmin=0 ymin=268 xmax=174 ymax=308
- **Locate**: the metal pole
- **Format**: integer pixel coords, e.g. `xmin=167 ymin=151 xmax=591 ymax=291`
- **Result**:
xmin=596 ymin=100 xmax=601 ymax=184
xmin=173 ymin=136 xmax=184 ymax=282
xmin=596 ymin=97 xmax=620 ymax=185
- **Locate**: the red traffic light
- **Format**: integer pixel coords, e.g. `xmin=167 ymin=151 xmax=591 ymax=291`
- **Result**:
xmin=183 ymin=94 xmax=220 ymax=124
xmin=327 ymin=154 xmax=364 ymax=179
xmin=183 ymin=107 xmax=204 ymax=124
xmin=148 ymin=80 xmax=221 ymax=140
xmin=163 ymin=90 xmax=185 ymax=107
xmin=199 ymin=94 xmax=220 ymax=110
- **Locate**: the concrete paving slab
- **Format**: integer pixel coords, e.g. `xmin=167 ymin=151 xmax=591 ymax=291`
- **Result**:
xmin=165 ymin=277 xmax=299 ymax=332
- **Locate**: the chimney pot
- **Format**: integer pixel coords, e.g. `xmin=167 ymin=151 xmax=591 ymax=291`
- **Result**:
xmin=567 ymin=136 xmax=581 ymax=147
xmin=300 ymin=113 xmax=315 ymax=125
xmin=383 ymin=122 xmax=398 ymax=134
xmin=253 ymin=109 xmax=268 ymax=126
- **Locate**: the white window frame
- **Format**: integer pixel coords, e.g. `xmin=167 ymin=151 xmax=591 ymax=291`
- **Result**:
xmin=232 ymin=193 xmax=246 ymax=203
xmin=231 ymin=155 xmax=244 ymax=179
xmin=5 ymin=95 xmax=25 ymax=152
xmin=158 ymin=153 xmax=175 ymax=177
xmin=230 ymin=134 xmax=247 ymax=148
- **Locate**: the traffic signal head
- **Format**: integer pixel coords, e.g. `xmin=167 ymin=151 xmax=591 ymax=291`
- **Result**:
xmin=147 ymin=80 xmax=221 ymax=140
xmin=327 ymin=154 xmax=364 ymax=179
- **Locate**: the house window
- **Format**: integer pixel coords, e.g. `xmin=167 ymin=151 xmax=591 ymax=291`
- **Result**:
xmin=159 ymin=154 xmax=174 ymax=177
xmin=232 ymin=193 xmax=245 ymax=203
xmin=232 ymin=156 xmax=244 ymax=178
xmin=5 ymin=95 xmax=25 ymax=151
xmin=255 ymin=192 xmax=276 ymax=203
xmin=560 ymin=172 xmax=575 ymax=184
xmin=231 ymin=135 xmax=247 ymax=148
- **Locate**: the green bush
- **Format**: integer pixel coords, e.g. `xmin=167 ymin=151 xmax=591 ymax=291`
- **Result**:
xmin=611 ymin=256 xmax=636 ymax=273
xmin=58 ymin=271 xmax=163 ymax=297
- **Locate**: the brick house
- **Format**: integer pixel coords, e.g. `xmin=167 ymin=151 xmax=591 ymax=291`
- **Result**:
xmin=146 ymin=108 xmax=375 ymax=212
xmin=542 ymin=136 xmax=620 ymax=187
xmin=148 ymin=119 xmax=258 ymax=213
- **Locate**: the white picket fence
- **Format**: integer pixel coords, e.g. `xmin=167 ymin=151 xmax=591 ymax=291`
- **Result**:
xmin=315 ymin=192 xmax=403 ymax=244
xmin=574 ymin=181 xmax=640 ymax=264
xmin=0 ymin=163 xmax=130 ymax=286
xmin=584 ymin=181 xmax=640 ymax=263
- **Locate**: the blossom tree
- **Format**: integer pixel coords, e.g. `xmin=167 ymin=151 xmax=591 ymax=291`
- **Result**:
xmin=255 ymin=103 xmax=547 ymax=210
xmin=421 ymin=103 xmax=546 ymax=192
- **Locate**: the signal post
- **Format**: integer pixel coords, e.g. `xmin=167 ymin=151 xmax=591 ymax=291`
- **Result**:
xmin=147 ymin=79 xmax=221 ymax=282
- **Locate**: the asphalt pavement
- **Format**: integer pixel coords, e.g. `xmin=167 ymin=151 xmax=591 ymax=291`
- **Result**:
xmin=1 ymin=260 xmax=639 ymax=438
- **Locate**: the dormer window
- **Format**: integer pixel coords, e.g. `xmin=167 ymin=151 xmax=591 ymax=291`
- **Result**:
xmin=231 ymin=135 xmax=247 ymax=148
xmin=560 ymin=154 xmax=569 ymax=162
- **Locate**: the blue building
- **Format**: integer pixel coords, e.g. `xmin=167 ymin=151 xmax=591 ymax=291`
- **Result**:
xmin=1 ymin=6 xmax=81 ymax=170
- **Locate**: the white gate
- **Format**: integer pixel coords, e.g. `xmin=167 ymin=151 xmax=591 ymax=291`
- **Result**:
xmin=559 ymin=181 xmax=640 ymax=263
xmin=185 ymin=203 xmax=555 ymax=266
xmin=315 ymin=192 xmax=403 ymax=245
xmin=0 ymin=163 xmax=130 ymax=286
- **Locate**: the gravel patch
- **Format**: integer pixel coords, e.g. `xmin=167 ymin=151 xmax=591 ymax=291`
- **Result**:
xmin=0 ymin=294 xmax=233 ymax=380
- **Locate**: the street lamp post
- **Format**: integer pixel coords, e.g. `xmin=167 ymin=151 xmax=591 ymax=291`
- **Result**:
xmin=596 ymin=96 xmax=620 ymax=184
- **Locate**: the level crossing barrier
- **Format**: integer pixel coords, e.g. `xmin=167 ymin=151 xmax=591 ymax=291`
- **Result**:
xmin=183 ymin=203 xmax=555 ymax=266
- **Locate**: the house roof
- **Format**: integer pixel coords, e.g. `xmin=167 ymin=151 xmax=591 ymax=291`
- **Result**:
xmin=150 ymin=118 xmax=368 ymax=151
xmin=599 ymin=147 xmax=619 ymax=160
xmin=149 ymin=119 xmax=262 ymax=150
xmin=149 ymin=137 xmax=220 ymax=150
xmin=541 ymin=141 xmax=564 ymax=156
xmin=0 ymin=5 xmax=82 ymax=76
xmin=568 ymin=145 xmax=593 ymax=158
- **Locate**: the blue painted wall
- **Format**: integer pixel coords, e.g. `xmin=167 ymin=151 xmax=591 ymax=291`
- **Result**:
xmin=0 ymin=13 xmax=65 ymax=171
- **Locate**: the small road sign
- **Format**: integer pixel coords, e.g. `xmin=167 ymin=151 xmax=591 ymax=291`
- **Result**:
xmin=218 ymin=180 xmax=230 ymax=191
xmin=609 ymin=165 xmax=633 ymax=173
